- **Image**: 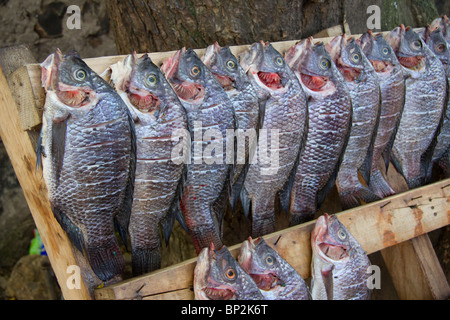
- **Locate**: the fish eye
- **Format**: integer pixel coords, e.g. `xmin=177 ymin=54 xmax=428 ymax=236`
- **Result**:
xmin=146 ymin=74 xmax=158 ymax=86
xmin=73 ymin=69 xmax=86 ymax=81
xmin=382 ymin=46 xmax=390 ymax=55
xmin=436 ymin=43 xmax=446 ymax=53
xmin=225 ymin=268 xmax=236 ymax=280
xmin=226 ymin=59 xmax=236 ymax=70
xmin=411 ymin=39 xmax=423 ymax=51
xmin=319 ymin=57 xmax=331 ymax=70
xmin=351 ymin=52 xmax=361 ymax=63
xmin=191 ymin=66 xmax=201 ymax=77
xmin=274 ymin=56 xmax=284 ymax=66
xmin=265 ymin=255 xmax=274 ymax=265
xmin=337 ymin=228 xmax=347 ymax=240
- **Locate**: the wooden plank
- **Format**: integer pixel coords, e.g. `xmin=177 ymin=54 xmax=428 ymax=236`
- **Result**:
xmin=94 ymin=178 xmax=450 ymax=300
xmin=0 ymin=64 xmax=93 ymax=300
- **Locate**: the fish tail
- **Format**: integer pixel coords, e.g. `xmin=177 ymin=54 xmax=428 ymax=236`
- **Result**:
xmin=289 ymin=183 xmax=317 ymax=226
xmin=189 ymin=227 xmax=223 ymax=254
xmin=131 ymin=246 xmax=162 ymax=276
xmin=368 ymin=169 xmax=396 ymax=198
xmin=86 ymin=238 xmax=125 ymax=282
xmin=251 ymin=211 xmax=276 ymax=238
xmin=338 ymin=184 xmax=382 ymax=210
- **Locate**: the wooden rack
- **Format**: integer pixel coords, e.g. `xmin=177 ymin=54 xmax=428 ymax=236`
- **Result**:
xmin=0 ymin=30 xmax=448 ymax=300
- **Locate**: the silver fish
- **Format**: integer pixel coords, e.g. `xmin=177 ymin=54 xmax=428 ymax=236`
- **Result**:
xmin=327 ymin=34 xmax=382 ymax=209
xmin=386 ymin=25 xmax=447 ymax=188
xmin=238 ymin=237 xmax=310 ymax=300
xmin=285 ymin=38 xmax=353 ymax=224
xmin=359 ymin=31 xmax=405 ymax=198
xmin=38 ymin=49 xmax=136 ymax=282
xmin=202 ymin=42 xmax=260 ymax=209
xmin=194 ymin=244 xmax=264 ymax=300
xmin=109 ymin=53 xmax=188 ymax=276
xmin=238 ymin=41 xmax=308 ymax=237
xmin=161 ymin=48 xmax=235 ymax=254
xmin=311 ymin=213 xmax=372 ymax=300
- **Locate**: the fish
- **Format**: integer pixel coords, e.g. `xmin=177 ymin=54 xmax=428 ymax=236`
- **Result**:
xmin=422 ymin=21 xmax=450 ymax=177
xmin=194 ymin=243 xmax=264 ymax=300
xmin=238 ymin=41 xmax=308 ymax=237
xmin=326 ymin=34 xmax=382 ymax=209
xmin=310 ymin=213 xmax=372 ymax=300
xmin=108 ymin=53 xmax=189 ymax=276
xmin=358 ymin=31 xmax=405 ymax=198
xmin=202 ymin=42 xmax=260 ymax=210
xmin=429 ymin=15 xmax=450 ymax=43
xmin=161 ymin=48 xmax=235 ymax=254
xmin=37 ymin=49 xmax=136 ymax=282
xmin=284 ymin=38 xmax=353 ymax=224
xmin=386 ymin=25 xmax=447 ymax=189
xmin=238 ymin=237 xmax=310 ymax=300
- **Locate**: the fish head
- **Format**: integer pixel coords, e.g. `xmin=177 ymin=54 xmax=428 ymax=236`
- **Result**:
xmin=202 ymin=42 xmax=243 ymax=90
xmin=161 ymin=48 xmax=206 ymax=104
xmin=194 ymin=244 xmax=243 ymax=300
xmin=359 ymin=31 xmax=398 ymax=74
xmin=239 ymin=41 xmax=290 ymax=92
xmin=388 ymin=25 xmax=426 ymax=71
xmin=285 ymin=38 xmax=336 ymax=93
xmin=424 ymin=28 xmax=450 ymax=72
xmin=327 ymin=35 xmax=364 ymax=82
xmin=41 ymin=49 xmax=99 ymax=108
xmin=311 ymin=214 xmax=353 ymax=268
xmin=429 ymin=15 xmax=450 ymax=43
xmin=238 ymin=237 xmax=284 ymax=292
xmin=123 ymin=53 xmax=171 ymax=114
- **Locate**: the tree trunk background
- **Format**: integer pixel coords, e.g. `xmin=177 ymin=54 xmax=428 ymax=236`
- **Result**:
xmin=104 ymin=0 xmax=447 ymax=271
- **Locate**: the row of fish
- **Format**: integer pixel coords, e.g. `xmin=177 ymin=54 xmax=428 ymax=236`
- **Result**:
xmin=37 ymin=16 xmax=450 ymax=283
xmin=194 ymin=213 xmax=372 ymax=300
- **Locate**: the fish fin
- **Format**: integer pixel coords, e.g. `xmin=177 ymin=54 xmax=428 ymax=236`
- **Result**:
xmin=115 ymin=105 xmax=137 ymax=249
xmin=132 ymin=247 xmax=161 ymax=276
xmin=229 ymin=167 xmax=247 ymax=212
xmin=321 ymin=267 xmax=334 ymax=300
xmin=369 ymin=168 xmax=396 ymax=198
xmin=211 ymin=174 xmax=231 ymax=237
xmin=360 ymin=90 xmax=382 ymax=184
xmin=35 ymin=130 xmax=44 ymax=174
xmin=86 ymin=237 xmax=124 ymax=282
xmin=339 ymin=184 xmax=381 ymax=210
xmin=51 ymin=114 xmax=69 ymax=185
xmin=258 ymin=99 xmax=267 ymax=129
xmin=52 ymin=205 xmax=85 ymax=254
xmin=240 ymin=186 xmax=252 ymax=219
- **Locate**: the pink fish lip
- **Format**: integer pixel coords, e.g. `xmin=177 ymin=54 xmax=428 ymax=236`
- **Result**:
xmin=312 ymin=214 xmax=349 ymax=262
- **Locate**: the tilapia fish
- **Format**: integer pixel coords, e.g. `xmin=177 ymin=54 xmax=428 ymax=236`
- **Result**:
xmin=358 ymin=31 xmax=405 ymax=198
xmin=238 ymin=41 xmax=308 ymax=237
xmin=38 ymin=50 xmax=136 ymax=282
xmin=109 ymin=53 xmax=188 ymax=276
xmin=194 ymin=244 xmax=264 ymax=300
xmin=311 ymin=213 xmax=372 ymax=300
xmin=423 ymin=20 xmax=450 ymax=177
xmin=326 ymin=35 xmax=382 ymax=209
xmin=202 ymin=42 xmax=260 ymax=209
xmin=285 ymin=38 xmax=352 ymax=224
xmin=161 ymin=48 xmax=235 ymax=254
xmin=386 ymin=25 xmax=447 ymax=188
xmin=238 ymin=237 xmax=310 ymax=300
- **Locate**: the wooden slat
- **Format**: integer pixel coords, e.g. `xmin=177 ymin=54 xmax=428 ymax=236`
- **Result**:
xmin=94 ymin=178 xmax=450 ymax=300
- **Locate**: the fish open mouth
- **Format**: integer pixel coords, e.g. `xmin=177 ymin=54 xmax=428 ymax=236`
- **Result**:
xmin=213 ymin=73 xmax=235 ymax=91
xmin=258 ymin=71 xmax=283 ymax=89
xmin=250 ymin=273 xmax=280 ymax=291
xmin=171 ymin=80 xmax=206 ymax=102
xmin=56 ymin=83 xmax=92 ymax=108
xmin=398 ymin=55 xmax=425 ymax=70
xmin=371 ymin=60 xmax=393 ymax=73
xmin=203 ymin=286 xmax=235 ymax=300
xmin=126 ymin=82 xmax=160 ymax=113
xmin=318 ymin=243 xmax=348 ymax=260
xmin=335 ymin=60 xmax=361 ymax=82
xmin=300 ymin=73 xmax=329 ymax=91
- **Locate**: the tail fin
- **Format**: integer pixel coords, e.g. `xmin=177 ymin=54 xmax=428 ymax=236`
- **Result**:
xmin=368 ymin=169 xmax=396 ymax=198
xmin=338 ymin=184 xmax=381 ymax=210
xmin=86 ymin=238 xmax=124 ymax=282
xmin=132 ymin=247 xmax=161 ymax=276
